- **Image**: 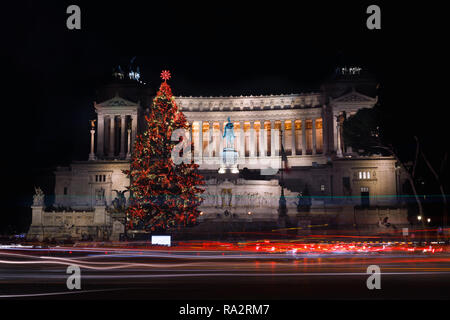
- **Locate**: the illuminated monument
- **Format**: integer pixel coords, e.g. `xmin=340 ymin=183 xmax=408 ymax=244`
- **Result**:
xmin=27 ymin=66 xmax=409 ymax=241
xmin=219 ymin=117 xmax=239 ymax=174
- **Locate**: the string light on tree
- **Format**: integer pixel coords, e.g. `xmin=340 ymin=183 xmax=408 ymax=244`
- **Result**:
xmin=123 ymin=70 xmax=204 ymax=232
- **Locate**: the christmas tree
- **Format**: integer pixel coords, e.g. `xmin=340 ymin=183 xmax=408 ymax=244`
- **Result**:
xmin=124 ymin=70 xmax=204 ymax=232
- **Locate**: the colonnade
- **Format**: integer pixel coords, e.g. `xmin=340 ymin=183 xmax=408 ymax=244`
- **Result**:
xmin=188 ymin=118 xmax=324 ymax=159
xmin=95 ymin=113 xmax=137 ymax=159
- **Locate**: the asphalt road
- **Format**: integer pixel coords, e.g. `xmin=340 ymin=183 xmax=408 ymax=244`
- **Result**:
xmin=1 ymin=247 xmax=450 ymax=299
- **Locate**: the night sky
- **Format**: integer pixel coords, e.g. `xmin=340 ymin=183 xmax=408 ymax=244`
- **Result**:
xmin=1 ymin=1 xmax=447 ymax=231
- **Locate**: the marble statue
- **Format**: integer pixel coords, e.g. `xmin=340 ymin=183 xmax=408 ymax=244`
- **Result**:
xmin=33 ymin=187 xmax=45 ymax=206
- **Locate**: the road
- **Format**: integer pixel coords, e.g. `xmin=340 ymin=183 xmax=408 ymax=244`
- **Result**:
xmin=1 ymin=244 xmax=450 ymax=299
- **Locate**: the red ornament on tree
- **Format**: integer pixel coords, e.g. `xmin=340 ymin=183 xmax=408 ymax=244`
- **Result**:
xmin=124 ymin=70 xmax=204 ymax=232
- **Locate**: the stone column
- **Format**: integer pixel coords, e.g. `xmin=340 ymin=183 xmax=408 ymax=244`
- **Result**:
xmin=208 ymin=121 xmax=214 ymax=158
xmin=336 ymin=113 xmax=343 ymax=158
xmin=89 ymin=129 xmax=96 ymax=161
xmin=322 ymin=106 xmax=328 ymax=155
xmin=259 ymin=120 xmax=266 ymax=157
xmin=291 ymin=119 xmax=296 ymax=156
xmin=214 ymin=122 xmax=219 ymax=157
xmin=120 ymin=115 xmax=126 ymax=158
xmin=109 ymin=116 xmax=115 ymax=157
xmin=189 ymin=122 xmax=194 ymax=158
xmin=321 ymin=107 xmax=327 ymax=155
xmin=302 ymin=118 xmax=307 ymax=155
xmin=198 ymin=121 xmax=203 ymax=161
xmin=131 ymin=113 xmax=137 ymax=153
xmin=97 ymin=113 xmax=104 ymax=157
xmin=239 ymin=121 xmax=245 ymax=159
xmin=126 ymin=129 xmax=131 ymax=159
xmin=312 ymin=118 xmax=317 ymax=155
xmin=333 ymin=111 xmax=338 ymax=153
xmin=270 ymin=120 xmax=276 ymax=157
xmin=219 ymin=121 xmax=224 ymax=154
xmin=249 ymin=121 xmax=255 ymax=158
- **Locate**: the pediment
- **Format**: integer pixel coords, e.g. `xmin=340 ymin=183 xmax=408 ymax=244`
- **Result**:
xmin=331 ymin=90 xmax=377 ymax=104
xmin=96 ymin=95 xmax=138 ymax=108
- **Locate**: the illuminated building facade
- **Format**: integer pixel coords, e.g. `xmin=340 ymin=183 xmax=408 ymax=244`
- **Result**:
xmin=27 ymin=69 xmax=409 ymax=241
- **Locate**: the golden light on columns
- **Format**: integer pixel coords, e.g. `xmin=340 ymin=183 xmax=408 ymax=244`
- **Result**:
xmin=295 ymin=120 xmax=302 ymax=154
xmin=192 ymin=121 xmax=200 ymax=157
xmin=315 ymin=118 xmax=323 ymax=154
xmin=202 ymin=122 xmax=209 ymax=153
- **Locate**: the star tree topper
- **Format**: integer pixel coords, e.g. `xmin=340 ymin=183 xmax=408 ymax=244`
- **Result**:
xmin=160 ymin=70 xmax=171 ymax=81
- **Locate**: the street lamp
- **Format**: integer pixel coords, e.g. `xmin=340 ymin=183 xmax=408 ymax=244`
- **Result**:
xmin=427 ymin=218 xmax=431 ymax=223
xmin=417 ymin=215 xmax=422 ymax=221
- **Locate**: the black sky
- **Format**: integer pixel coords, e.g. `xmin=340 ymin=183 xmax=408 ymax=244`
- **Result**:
xmin=1 ymin=1 xmax=448 ymax=231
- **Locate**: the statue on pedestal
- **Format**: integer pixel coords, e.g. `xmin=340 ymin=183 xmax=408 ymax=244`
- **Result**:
xmin=33 ymin=187 xmax=45 ymax=206
xmin=223 ymin=117 xmax=236 ymax=149
xmin=112 ymin=190 xmax=129 ymax=211
xmin=219 ymin=117 xmax=239 ymax=173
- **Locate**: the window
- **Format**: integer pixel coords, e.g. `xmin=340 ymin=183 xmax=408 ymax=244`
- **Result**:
xmin=95 ymin=174 xmax=106 ymax=182
xmin=358 ymin=171 xmax=371 ymax=180
xmin=320 ymin=184 xmax=325 ymax=192
xmin=63 ymin=187 xmax=68 ymax=195
xmin=361 ymin=187 xmax=369 ymax=192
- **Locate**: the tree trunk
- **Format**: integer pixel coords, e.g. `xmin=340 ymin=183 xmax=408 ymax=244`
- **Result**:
xmin=374 ymin=142 xmax=425 ymax=228
xmin=417 ymin=139 xmax=448 ymax=228
xmin=389 ymin=148 xmax=425 ymax=227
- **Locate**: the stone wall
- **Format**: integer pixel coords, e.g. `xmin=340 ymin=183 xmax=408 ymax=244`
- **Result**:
xmin=331 ymin=157 xmax=399 ymax=206
xmin=26 ymin=205 xmax=124 ymax=242
xmin=354 ymin=207 xmax=409 ymax=226
xmin=54 ymin=161 xmax=130 ymax=210
xmin=199 ymin=179 xmax=281 ymax=221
